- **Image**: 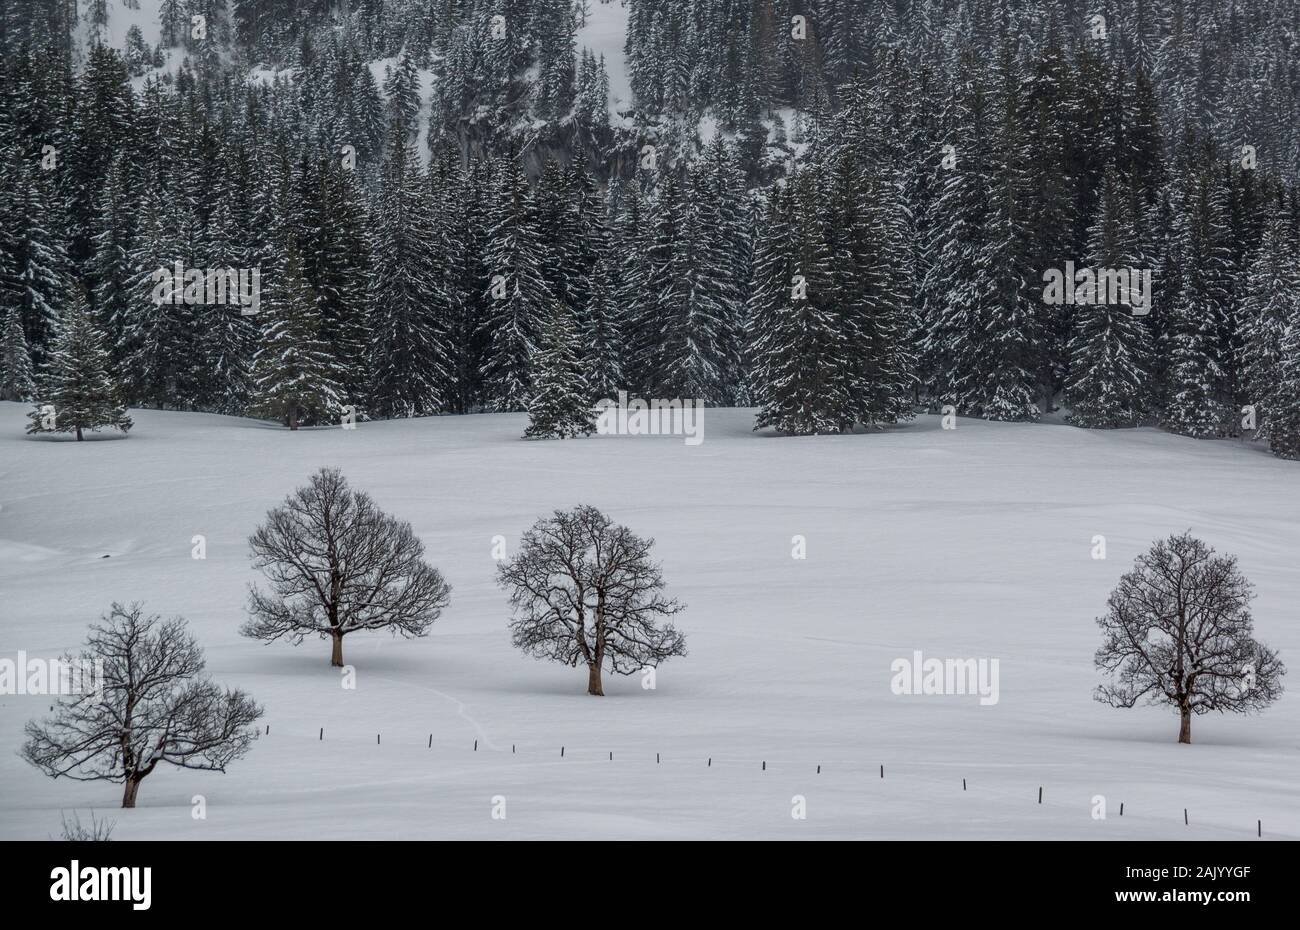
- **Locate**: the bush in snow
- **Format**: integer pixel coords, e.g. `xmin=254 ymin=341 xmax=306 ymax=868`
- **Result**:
xmin=58 ymin=810 xmax=116 ymax=841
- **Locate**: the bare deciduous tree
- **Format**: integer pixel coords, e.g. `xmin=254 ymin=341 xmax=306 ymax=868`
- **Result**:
xmin=58 ymin=810 xmax=115 ymax=841
xmin=497 ymin=505 xmax=686 ymax=696
xmin=22 ymin=603 xmax=262 ymax=808
xmin=242 ymin=467 xmax=452 ymax=666
xmin=1094 ymin=532 xmax=1284 ymax=743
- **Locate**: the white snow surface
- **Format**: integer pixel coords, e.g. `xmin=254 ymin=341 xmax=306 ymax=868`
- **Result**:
xmin=1 ymin=402 xmax=1297 ymax=840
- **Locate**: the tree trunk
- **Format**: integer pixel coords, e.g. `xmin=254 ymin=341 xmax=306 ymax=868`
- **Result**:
xmin=75 ymin=426 xmax=83 ymax=441
xmin=1178 ymin=703 xmax=1192 ymax=744
xmin=330 ymin=630 xmax=344 ymax=667
xmin=586 ymin=662 xmax=603 ymax=696
xmin=289 ymin=406 xmax=299 ymax=431
xmin=121 ymin=776 xmax=141 ymax=808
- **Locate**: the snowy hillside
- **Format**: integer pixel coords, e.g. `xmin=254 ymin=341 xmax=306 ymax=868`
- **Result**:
xmin=577 ymin=0 xmax=631 ymax=110
xmin=1 ymin=403 xmax=1296 ymax=840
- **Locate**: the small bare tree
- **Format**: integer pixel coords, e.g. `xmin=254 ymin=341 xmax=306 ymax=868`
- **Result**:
xmin=243 ymin=467 xmax=452 ymax=666
xmin=1094 ymin=532 xmax=1284 ymax=743
xmin=498 ymin=505 xmax=686 ymax=695
xmin=22 ymin=604 xmax=262 ymax=808
xmin=58 ymin=810 xmax=116 ymax=841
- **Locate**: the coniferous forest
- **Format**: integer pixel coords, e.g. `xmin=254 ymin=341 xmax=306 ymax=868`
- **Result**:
xmin=1 ymin=0 xmax=1299 ymax=452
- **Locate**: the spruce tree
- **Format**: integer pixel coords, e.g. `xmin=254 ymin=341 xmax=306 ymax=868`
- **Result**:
xmin=383 ymin=50 xmax=420 ymax=136
xmin=68 ymin=45 xmax=135 ymax=270
xmin=977 ymin=46 xmax=1042 ymax=422
xmin=368 ymin=133 xmax=452 ymax=418
xmin=1161 ymin=163 xmax=1234 ymax=438
xmin=1270 ymin=311 xmax=1300 ymax=461
xmin=631 ymin=169 xmax=688 ymax=398
xmin=439 ymin=150 xmax=493 ymax=414
xmin=26 ymin=287 xmax=131 ymax=440
xmin=1065 ymin=171 xmax=1153 ymax=428
xmin=656 ymin=160 xmax=731 ymax=403
xmin=123 ymin=182 xmax=193 ymax=408
xmin=197 ymin=157 xmax=257 ymax=416
xmin=749 ymin=178 xmax=847 ymax=436
xmin=0 ymin=304 xmax=36 ymax=401
xmin=481 ymin=158 xmax=553 ymax=411
xmin=312 ymin=159 xmax=372 ymax=406
xmin=534 ymin=159 xmax=576 ymax=307
xmin=8 ymin=158 xmax=71 ymax=367
xmin=1238 ymin=205 xmax=1300 ymax=441
xmin=613 ymin=178 xmax=652 ymax=393
xmin=247 ymin=238 xmax=343 ymax=431
xmin=826 ymin=145 xmax=916 ymax=429
xmin=87 ymin=153 xmax=138 ymax=357
xmin=525 ymin=302 xmax=594 ymax=440
xmin=923 ymin=51 xmax=1040 ymax=421
xmin=1017 ymin=40 xmax=1078 ymax=408
xmin=582 ymin=248 xmax=623 ymax=402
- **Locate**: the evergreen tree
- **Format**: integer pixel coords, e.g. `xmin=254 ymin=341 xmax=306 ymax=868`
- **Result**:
xmin=481 ymin=158 xmax=553 ymax=411
xmin=923 ymin=50 xmax=1040 ymax=422
xmin=748 ymin=178 xmax=847 ymax=436
xmin=534 ymin=159 xmax=578 ymax=307
xmin=26 ymin=287 xmax=131 ymax=440
xmin=368 ymin=133 xmax=452 ymax=418
xmin=1269 ymin=311 xmax=1300 ymax=461
xmin=825 ymin=144 xmax=916 ymax=429
xmin=563 ymin=156 xmax=609 ymax=328
xmin=247 ymin=238 xmax=343 ymax=431
xmin=68 ymin=45 xmax=135 ymax=270
xmin=312 ymin=159 xmax=372 ymax=406
xmin=159 ymin=0 xmax=185 ymax=46
xmin=582 ymin=247 xmax=623 ymax=402
xmin=87 ymin=153 xmax=138 ymax=354
xmin=977 ymin=44 xmax=1042 ymax=422
xmin=525 ymin=301 xmax=594 ymax=440
xmin=0 ymin=304 xmax=36 ymax=401
xmin=630 ymin=170 xmax=689 ymax=398
xmin=200 ymin=193 xmax=257 ymax=415
xmin=1161 ymin=161 xmax=1235 ymax=438
xmin=655 ymin=158 xmax=733 ymax=403
xmin=123 ymin=183 xmax=193 ymax=408
xmin=7 ymin=158 xmax=71 ymax=366
xmin=613 ymin=178 xmax=652 ymax=392
xmin=1238 ymin=205 xmax=1300 ymax=441
xmin=198 ymin=134 xmax=258 ymax=415
xmin=383 ymin=49 xmax=420 ymax=136
xmin=438 ymin=149 xmax=492 ymax=414
xmin=1018 ymin=40 xmax=1078 ymax=408
xmin=1065 ymin=170 xmax=1153 ymax=428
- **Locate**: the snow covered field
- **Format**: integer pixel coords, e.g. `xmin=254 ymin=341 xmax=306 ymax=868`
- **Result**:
xmin=1 ymin=402 xmax=1297 ymax=840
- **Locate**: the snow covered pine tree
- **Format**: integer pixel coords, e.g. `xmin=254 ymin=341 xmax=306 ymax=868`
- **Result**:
xmin=26 ymin=287 xmax=132 ymax=440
